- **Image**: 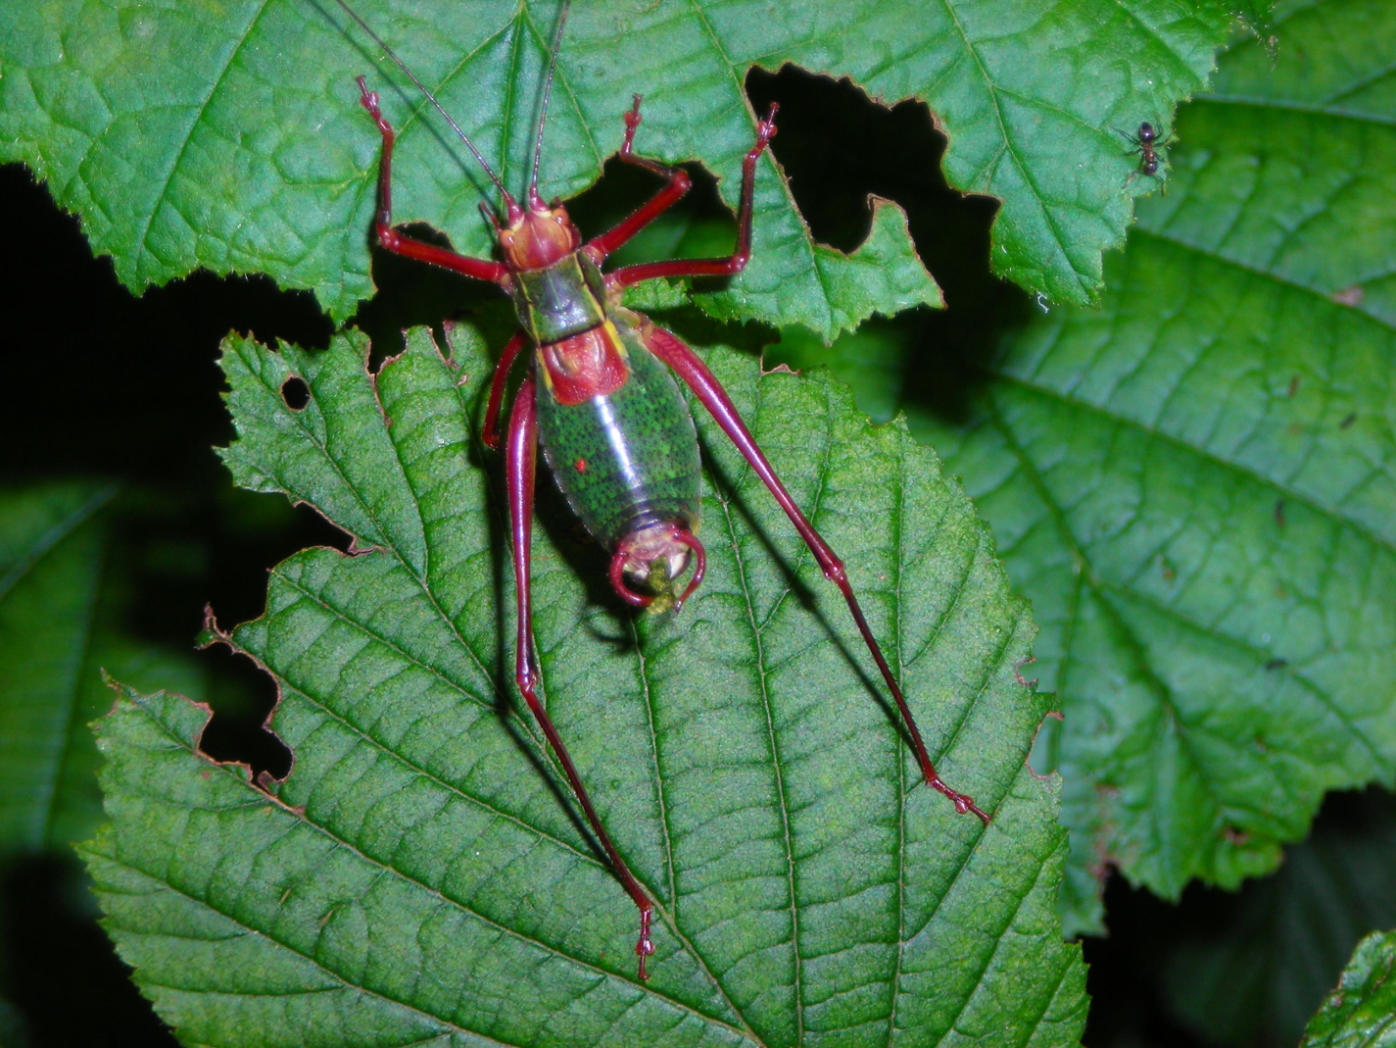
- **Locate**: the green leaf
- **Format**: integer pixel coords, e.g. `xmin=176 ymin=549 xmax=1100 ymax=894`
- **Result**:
xmin=0 ymin=476 xmax=293 ymax=1048
xmin=82 ymin=327 xmax=1084 ymax=1046
xmin=0 ymin=0 xmax=1223 ymax=334
xmin=775 ymin=0 xmax=1396 ymax=936
xmin=0 ymin=482 xmax=213 ymax=855
xmin=1300 ymin=930 xmax=1396 ymax=1048
xmin=0 ymin=482 xmax=118 ymax=853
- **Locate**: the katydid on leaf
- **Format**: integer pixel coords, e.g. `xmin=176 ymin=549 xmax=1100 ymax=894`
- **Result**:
xmin=332 ymin=0 xmax=989 ymax=981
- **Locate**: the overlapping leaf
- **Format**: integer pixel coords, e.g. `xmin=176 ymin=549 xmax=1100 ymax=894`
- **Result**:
xmin=0 ymin=482 xmax=214 ymax=855
xmin=0 ymin=483 xmax=119 ymax=853
xmin=0 ymin=0 xmax=1225 ymax=332
xmin=780 ymin=0 xmax=1396 ymax=934
xmin=1300 ymin=930 xmax=1396 ymax=1048
xmin=82 ymin=327 xmax=1084 ymax=1046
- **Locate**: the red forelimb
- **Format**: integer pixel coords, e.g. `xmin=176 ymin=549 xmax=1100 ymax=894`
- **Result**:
xmin=640 ymin=324 xmax=989 ymax=824
xmin=582 ymin=96 xmax=694 ymax=260
xmin=504 ymin=373 xmax=657 ymax=977
xmin=592 ymin=98 xmax=779 ymax=286
xmin=356 ymin=77 xmax=511 ymax=285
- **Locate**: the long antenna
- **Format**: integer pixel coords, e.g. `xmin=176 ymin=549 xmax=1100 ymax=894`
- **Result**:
xmin=332 ymin=0 xmax=518 ymax=214
xmin=527 ymin=0 xmax=571 ymax=208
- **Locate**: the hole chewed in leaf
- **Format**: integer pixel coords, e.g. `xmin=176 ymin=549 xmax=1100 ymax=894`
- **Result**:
xmin=1027 ymin=708 xmax=1065 ymax=781
xmin=280 ymin=375 xmax=310 ymax=410
xmin=195 ymin=606 xmax=293 ymax=781
xmin=745 ymin=63 xmax=999 ymax=269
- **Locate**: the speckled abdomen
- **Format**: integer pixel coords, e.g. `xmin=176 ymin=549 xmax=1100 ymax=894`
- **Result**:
xmin=534 ymin=315 xmax=701 ymax=549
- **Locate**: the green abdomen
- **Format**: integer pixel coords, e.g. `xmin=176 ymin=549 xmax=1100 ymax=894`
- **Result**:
xmin=535 ymin=326 xmax=701 ymax=548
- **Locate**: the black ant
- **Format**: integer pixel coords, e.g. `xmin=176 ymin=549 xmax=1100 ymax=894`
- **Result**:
xmin=1118 ymin=121 xmax=1173 ymax=188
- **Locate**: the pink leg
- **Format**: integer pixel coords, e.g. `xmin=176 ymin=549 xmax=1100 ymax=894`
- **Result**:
xmin=583 ymin=96 xmax=696 ymax=260
xmin=592 ymin=98 xmax=779 ymax=285
xmin=357 ymin=77 xmax=510 ymax=285
xmin=640 ymin=325 xmax=989 ymax=824
xmin=482 ymin=331 xmax=530 ymax=450
xmin=504 ymin=374 xmax=657 ymax=977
